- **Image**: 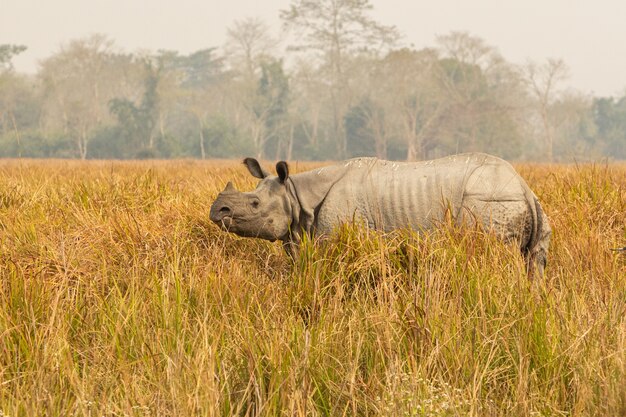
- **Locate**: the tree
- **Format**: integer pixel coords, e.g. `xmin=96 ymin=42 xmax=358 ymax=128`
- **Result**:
xmin=592 ymin=96 xmax=626 ymax=159
xmin=549 ymin=93 xmax=596 ymax=160
xmin=344 ymin=97 xmax=383 ymax=157
xmin=108 ymin=60 xmax=161 ymax=158
xmin=224 ymin=17 xmax=276 ymax=81
xmin=0 ymin=44 xmax=27 ymax=71
xmin=224 ymin=18 xmax=282 ymax=159
xmin=372 ymin=48 xmax=444 ymax=160
xmin=258 ymin=60 xmax=290 ymax=159
xmin=39 ymin=34 xmax=124 ymax=159
xmin=287 ymin=58 xmax=327 ymax=156
xmin=435 ymin=32 xmax=525 ymax=159
xmin=173 ymin=48 xmax=226 ymax=159
xmin=240 ymin=58 xmax=291 ymax=159
xmin=0 ymin=44 xmax=29 ymax=156
xmin=281 ymin=0 xmax=398 ymax=157
xmin=524 ymin=58 xmax=569 ymax=162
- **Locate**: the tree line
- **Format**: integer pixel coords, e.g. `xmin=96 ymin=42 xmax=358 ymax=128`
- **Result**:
xmin=1 ymin=0 xmax=625 ymax=162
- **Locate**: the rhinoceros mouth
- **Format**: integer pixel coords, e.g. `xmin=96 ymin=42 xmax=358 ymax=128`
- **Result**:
xmin=217 ymin=216 xmax=233 ymax=229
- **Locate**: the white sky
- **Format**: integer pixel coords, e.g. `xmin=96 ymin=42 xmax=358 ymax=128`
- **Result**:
xmin=2 ymin=0 xmax=626 ymax=97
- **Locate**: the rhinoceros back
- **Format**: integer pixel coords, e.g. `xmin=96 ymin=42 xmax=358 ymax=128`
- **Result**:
xmin=315 ymin=153 xmax=530 ymax=238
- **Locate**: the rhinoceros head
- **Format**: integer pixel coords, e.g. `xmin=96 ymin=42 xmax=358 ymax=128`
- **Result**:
xmin=210 ymin=158 xmax=292 ymax=242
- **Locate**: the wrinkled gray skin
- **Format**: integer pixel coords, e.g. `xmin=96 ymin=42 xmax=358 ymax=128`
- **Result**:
xmin=210 ymin=153 xmax=552 ymax=276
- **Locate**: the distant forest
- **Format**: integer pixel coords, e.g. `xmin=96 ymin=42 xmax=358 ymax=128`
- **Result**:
xmin=1 ymin=1 xmax=626 ymax=161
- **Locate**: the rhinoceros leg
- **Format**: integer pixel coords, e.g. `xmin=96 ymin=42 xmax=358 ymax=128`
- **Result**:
xmin=525 ymin=204 xmax=551 ymax=278
xmin=460 ymin=199 xmax=531 ymax=243
xmin=281 ymin=240 xmax=294 ymax=260
xmin=460 ymin=198 xmax=550 ymax=276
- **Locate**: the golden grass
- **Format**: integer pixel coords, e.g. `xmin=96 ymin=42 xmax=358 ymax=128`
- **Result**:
xmin=0 ymin=159 xmax=624 ymax=416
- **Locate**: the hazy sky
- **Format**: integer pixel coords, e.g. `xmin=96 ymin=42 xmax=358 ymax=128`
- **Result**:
xmin=2 ymin=0 xmax=626 ymax=97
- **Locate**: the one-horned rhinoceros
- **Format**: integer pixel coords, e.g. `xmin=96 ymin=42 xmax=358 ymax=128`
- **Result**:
xmin=210 ymin=153 xmax=552 ymax=276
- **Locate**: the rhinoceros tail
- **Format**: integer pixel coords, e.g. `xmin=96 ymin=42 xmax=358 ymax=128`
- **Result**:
xmin=524 ymin=195 xmax=551 ymax=277
xmin=526 ymin=197 xmax=542 ymax=254
xmin=518 ymin=176 xmax=551 ymax=278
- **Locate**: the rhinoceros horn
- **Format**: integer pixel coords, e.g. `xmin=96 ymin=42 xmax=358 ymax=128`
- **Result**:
xmin=224 ymin=181 xmax=236 ymax=192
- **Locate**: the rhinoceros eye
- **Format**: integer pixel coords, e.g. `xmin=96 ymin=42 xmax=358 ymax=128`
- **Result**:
xmin=251 ymin=200 xmax=260 ymax=208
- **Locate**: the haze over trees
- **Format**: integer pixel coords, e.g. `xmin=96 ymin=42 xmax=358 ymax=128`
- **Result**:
xmin=1 ymin=0 xmax=625 ymax=161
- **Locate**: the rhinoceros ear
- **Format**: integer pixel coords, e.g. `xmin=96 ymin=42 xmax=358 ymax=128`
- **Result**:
xmin=276 ymin=161 xmax=289 ymax=184
xmin=243 ymin=157 xmax=269 ymax=179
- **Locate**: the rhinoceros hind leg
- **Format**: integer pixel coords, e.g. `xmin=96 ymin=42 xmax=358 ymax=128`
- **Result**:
xmin=525 ymin=207 xmax=551 ymax=279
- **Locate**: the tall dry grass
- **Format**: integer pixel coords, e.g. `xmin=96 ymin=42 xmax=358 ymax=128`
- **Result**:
xmin=0 ymin=159 xmax=624 ymax=416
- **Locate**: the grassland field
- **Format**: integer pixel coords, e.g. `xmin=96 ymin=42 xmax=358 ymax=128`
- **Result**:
xmin=0 ymin=158 xmax=625 ymax=416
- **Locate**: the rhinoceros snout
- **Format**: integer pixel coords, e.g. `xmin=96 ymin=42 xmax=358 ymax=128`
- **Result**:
xmin=210 ymin=203 xmax=232 ymax=223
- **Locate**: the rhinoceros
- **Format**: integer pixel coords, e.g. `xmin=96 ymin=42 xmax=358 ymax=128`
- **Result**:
xmin=210 ymin=153 xmax=551 ymax=276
